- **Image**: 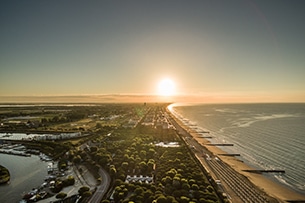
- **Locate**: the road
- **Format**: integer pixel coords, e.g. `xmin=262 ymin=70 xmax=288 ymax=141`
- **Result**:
xmin=88 ymin=167 xmax=111 ymax=203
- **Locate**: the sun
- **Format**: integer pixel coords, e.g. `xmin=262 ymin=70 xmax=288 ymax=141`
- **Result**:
xmin=157 ymin=78 xmax=176 ymax=96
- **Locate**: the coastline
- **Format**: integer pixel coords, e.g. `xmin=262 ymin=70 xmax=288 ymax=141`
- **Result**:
xmin=167 ymin=105 xmax=305 ymax=202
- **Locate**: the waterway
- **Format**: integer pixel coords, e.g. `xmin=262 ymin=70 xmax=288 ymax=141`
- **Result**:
xmin=0 ymin=154 xmax=50 ymax=203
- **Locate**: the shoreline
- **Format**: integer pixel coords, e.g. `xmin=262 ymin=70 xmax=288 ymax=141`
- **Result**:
xmin=167 ymin=105 xmax=305 ymax=202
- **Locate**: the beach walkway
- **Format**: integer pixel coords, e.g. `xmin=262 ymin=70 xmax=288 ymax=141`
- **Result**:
xmin=207 ymin=156 xmax=269 ymax=202
xmin=166 ymin=110 xmax=275 ymax=203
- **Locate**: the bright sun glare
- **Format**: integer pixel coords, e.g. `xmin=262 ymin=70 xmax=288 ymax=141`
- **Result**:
xmin=157 ymin=79 xmax=176 ymax=96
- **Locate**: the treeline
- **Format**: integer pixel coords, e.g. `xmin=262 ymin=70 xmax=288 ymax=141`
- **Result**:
xmin=0 ymin=103 xmax=150 ymax=132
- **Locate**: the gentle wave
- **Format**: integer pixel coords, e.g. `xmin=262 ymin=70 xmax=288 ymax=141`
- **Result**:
xmin=171 ymin=103 xmax=305 ymax=195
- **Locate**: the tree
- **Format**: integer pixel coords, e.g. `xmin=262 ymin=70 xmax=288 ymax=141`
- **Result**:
xmin=67 ymin=175 xmax=75 ymax=185
xmin=180 ymin=196 xmax=190 ymax=203
xmin=140 ymin=150 xmax=147 ymax=159
xmin=121 ymin=162 xmax=129 ymax=170
xmin=78 ymin=186 xmax=90 ymax=195
xmin=139 ymin=161 xmax=147 ymax=172
xmin=155 ymin=195 xmax=168 ymax=203
xmin=147 ymin=159 xmax=155 ymax=171
xmin=110 ymin=165 xmax=117 ymax=177
xmin=82 ymin=191 xmax=92 ymax=197
xmin=166 ymin=168 xmax=177 ymax=178
xmin=148 ymin=148 xmax=156 ymax=158
xmin=56 ymin=192 xmax=67 ymax=199
xmin=181 ymin=183 xmax=190 ymax=191
xmin=0 ymin=165 xmax=10 ymax=184
xmin=134 ymin=187 xmax=144 ymax=196
xmin=173 ymin=176 xmax=181 ymax=189
xmin=207 ymin=185 xmax=214 ymax=193
xmin=161 ymin=176 xmax=172 ymax=185
xmin=91 ymin=146 xmax=98 ymax=152
xmin=73 ymin=155 xmax=81 ymax=164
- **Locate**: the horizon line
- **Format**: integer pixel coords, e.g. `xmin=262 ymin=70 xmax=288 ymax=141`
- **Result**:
xmin=0 ymin=94 xmax=304 ymax=104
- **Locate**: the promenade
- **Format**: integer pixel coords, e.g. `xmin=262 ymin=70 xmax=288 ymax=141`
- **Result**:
xmin=166 ymin=109 xmax=276 ymax=203
xmin=207 ymin=157 xmax=269 ymax=202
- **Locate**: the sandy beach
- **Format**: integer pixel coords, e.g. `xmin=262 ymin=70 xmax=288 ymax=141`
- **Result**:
xmin=200 ymin=137 xmax=305 ymax=202
xmin=167 ymin=107 xmax=305 ymax=202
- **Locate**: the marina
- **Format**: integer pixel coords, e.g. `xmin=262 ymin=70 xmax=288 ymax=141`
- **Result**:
xmin=0 ymin=153 xmax=51 ymax=203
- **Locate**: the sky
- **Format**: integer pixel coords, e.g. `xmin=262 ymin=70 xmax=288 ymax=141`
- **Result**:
xmin=1 ymin=0 xmax=305 ymax=103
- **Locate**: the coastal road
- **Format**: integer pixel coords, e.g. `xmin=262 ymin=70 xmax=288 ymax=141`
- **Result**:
xmin=166 ymin=111 xmax=273 ymax=203
xmin=88 ymin=167 xmax=111 ymax=203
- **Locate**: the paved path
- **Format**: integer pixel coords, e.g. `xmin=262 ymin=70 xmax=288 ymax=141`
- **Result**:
xmin=207 ymin=156 xmax=269 ymax=203
xmin=167 ymin=112 xmax=272 ymax=203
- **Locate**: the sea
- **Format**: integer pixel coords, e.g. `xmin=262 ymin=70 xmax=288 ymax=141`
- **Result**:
xmin=169 ymin=103 xmax=305 ymax=195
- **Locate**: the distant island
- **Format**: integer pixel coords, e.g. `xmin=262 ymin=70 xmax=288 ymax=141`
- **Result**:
xmin=0 ymin=165 xmax=10 ymax=184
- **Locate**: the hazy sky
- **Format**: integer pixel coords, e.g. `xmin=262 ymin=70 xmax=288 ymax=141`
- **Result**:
xmin=1 ymin=0 xmax=305 ymax=102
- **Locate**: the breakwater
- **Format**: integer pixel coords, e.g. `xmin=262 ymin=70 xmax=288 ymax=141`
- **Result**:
xmin=243 ymin=169 xmax=285 ymax=174
xmin=218 ymin=153 xmax=241 ymax=157
xmin=205 ymin=143 xmax=234 ymax=146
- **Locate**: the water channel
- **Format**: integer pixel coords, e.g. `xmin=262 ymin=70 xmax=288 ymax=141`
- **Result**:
xmin=0 ymin=153 xmax=50 ymax=203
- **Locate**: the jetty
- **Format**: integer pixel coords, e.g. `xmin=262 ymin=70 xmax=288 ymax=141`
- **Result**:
xmin=242 ymin=169 xmax=285 ymax=174
xmin=205 ymin=143 xmax=234 ymax=146
xmin=198 ymin=136 xmax=213 ymax=139
xmin=218 ymin=153 xmax=241 ymax=157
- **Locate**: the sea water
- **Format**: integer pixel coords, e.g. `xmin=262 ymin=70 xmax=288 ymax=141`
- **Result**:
xmin=170 ymin=103 xmax=305 ymax=195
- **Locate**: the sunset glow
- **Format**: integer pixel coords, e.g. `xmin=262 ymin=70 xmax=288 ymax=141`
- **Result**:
xmin=157 ymin=79 xmax=176 ymax=96
xmin=0 ymin=1 xmax=305 ymax=103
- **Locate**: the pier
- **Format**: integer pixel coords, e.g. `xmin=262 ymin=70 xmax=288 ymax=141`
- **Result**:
xmin=198 ymin=136 xmax=213 ymax=139
xmin=205 ymin=143 xmax=234 ymax=146
xmin=218 ymin=153 xmax=241 ymax=157
xmin=242 ymin=169 xmax=285 ymax=174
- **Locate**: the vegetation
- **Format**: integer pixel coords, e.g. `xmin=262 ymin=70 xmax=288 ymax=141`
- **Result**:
xmin=81 ymin=105 xmax=222 ymax=203
xmin=0 ymin=103 xmax=224 ymax=203
xmin=56 ymin=192 xmax=67 ymax=199
xmin=0 ymin=165 xmax=10 ymax=184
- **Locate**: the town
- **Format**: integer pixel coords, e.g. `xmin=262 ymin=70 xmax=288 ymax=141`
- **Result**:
xmin=0 ymin=103 xmax=224 ymax=203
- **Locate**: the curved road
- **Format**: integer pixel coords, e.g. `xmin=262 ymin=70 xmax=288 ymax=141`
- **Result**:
xmin=88 ymin=167 xmax=111 ymax=203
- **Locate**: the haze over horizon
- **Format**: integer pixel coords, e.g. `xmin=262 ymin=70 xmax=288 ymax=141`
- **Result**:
xmin=1 ymin=1 xmax=305 ymax=103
